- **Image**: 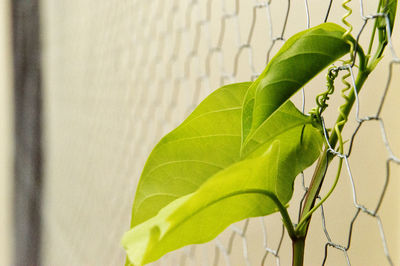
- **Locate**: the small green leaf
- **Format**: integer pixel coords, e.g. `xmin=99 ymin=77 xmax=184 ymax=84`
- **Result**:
xmin=241 ymin=23 xmax=352 ymax=145
xmin=123 ymin=124 xmax=323 ymax=265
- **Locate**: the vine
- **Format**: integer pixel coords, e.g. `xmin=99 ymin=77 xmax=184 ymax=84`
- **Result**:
xmin=122 ymin=1 xmax=397 ymax=266
xmin=296 ymin=1 xmax=396 ymax=265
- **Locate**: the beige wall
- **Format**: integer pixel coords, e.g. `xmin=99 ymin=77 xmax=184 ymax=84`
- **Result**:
xmin=40 ymin=1 xmax=399 ymax=265
xmin=0 ymin=1 xmax=13 ymax=265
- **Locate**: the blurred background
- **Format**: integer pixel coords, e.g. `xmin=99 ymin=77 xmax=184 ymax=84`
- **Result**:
xmin=0 ymin=1 xmax=399 ymax=265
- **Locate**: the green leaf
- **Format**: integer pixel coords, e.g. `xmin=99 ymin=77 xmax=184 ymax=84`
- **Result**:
xmin=123 ymin=124 xmax=323 ymax=265
xmin=241 ymin=101 xmax=314 ymax=158
xmin=130 ymin=82 xmax=251 ymax=227
xmin=241 ymin=23 xmax=351 ymax=145
xmin=124 ymin=81 xmax=324 ymax=265
xmin=130 ymin=82 xmax=321 ymax=228
xmin=123 ymin=22 xmax=354 ymax=265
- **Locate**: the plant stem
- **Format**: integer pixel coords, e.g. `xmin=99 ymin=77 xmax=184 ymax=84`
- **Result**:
xmin=366 ymin=0 xmax=383 ymax=64
xmin=290 ymin=0 xmax=394 ymax=263
xmin=292 ymin=237 xmax=306 ymax=266
xmin=292 ymin=44 xmax=370 ymax=264
xmin=296 ymin=38 xmax=368 ymax=231
xmin=298 ymin=151 xmax=330 ymax=234
xmin=297 ymin=69 xmax=369 ymax=237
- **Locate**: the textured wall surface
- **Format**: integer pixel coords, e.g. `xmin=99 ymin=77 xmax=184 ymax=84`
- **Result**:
xmin=40 ymin=1 xmax=399 ymax=265
xmin=0 ymin=1 xmax=13 ymax=265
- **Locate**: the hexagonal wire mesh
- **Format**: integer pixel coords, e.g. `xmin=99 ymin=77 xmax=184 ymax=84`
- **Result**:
xmin=40 ymin=0 xmax=399 ymax=265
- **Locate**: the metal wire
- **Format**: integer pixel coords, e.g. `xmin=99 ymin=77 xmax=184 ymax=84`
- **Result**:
xmin=308 ymin=1 xmax=399 ymax=264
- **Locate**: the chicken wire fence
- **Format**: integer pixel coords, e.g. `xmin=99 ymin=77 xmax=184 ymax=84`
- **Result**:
xmin=40 ymin=0 xmax=399 ymax=265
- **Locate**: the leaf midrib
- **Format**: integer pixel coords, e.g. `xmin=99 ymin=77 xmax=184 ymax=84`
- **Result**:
xmin=242 ymin=114 xmax=311 ymax=157
xmin=160 ymin=189 xmax=280 ymax=247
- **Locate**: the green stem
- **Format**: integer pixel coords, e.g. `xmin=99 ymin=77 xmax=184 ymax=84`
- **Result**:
xmin=366 ymin=0 xmax=383 ymax=64
xmin=292 ymin=237 xmax=306 ymax=266
xmin=225 ymin=189 xmax=297 ymax=240
xmin=366 ymin=19 xmax=378 ymax=60
xmin=291 ymin=0 xmax=394 ymax=263
xmin=297 ymin=142 xmax=343 ymax=232
xmin=297 ymin=69 xmax=369 ymax=238
xmin=297 ymin=150 xmax=330 ymax=234
xmin=264 ymin=192 xmax=296 ymax=240
xmin=296 ymin=44 xmax=368 ymax=235
xmin=327 ymin=70 xmax=369 ymax=147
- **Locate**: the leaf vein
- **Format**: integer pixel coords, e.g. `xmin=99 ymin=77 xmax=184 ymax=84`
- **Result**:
xmin=145 ymin=159 xmax=225 ymax=178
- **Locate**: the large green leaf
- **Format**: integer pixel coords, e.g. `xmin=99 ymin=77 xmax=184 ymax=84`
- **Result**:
xmin=131 ymin=82 xmax=251 ymax=227
xmin=124 ymin=82 xmax=324 ymax=265
xmin=123 ymin=124 xmax=323 ymax=265
xmin=241 ymin=23 xmax=352 ymax=144
xmin=130 ymin=82 xmax=320 ymax=228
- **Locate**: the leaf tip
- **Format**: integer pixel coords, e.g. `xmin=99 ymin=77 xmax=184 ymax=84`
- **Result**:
xmin=122 ymin=225 xmax=162 ymax=266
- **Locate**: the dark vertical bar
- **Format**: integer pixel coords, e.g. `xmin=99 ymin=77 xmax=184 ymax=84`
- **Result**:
xmin=10 ymin=1 xmax=42 ymax=266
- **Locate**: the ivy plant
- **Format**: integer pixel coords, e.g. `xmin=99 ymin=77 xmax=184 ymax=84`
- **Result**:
xmin=122 ymin=1 xmax=396 ymax=265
